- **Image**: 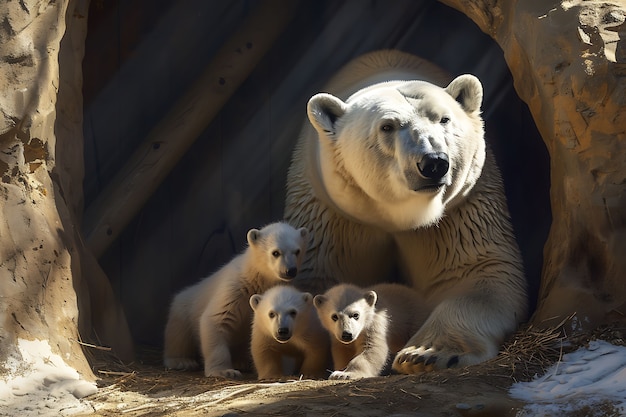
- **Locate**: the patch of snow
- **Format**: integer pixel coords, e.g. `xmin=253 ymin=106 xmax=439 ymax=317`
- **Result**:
xmin=510 ymin=340 xmax=626 ymax=416
xmin=0 ymin=339 xmax=97 ymax=416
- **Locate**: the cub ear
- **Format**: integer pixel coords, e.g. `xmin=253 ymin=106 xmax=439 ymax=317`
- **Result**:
xmin=298 ymin=227 xmax=309 ymax=240
xmin=364 ymin=290 xmax=378 ymax=307
xmin=247 ymin=228 xmax=261 ymax=246
xmin=445 ymin=74 xmax=483 ymax=115
xmin=313 ymin=294 xmax=326 ymax=309
xmin=307 ymin=93 xmax=347 ymax=138
xmin=302 ymin=292 xmax=313 ymax=304
xmin=249 ymin=294 xmax=263 ymax=311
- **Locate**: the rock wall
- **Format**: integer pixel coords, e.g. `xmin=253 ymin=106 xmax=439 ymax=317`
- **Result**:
xmin=0 ymin=0 xmax=132 ymax=377
xmin=442 ymin=0 xmax=626 ymax=330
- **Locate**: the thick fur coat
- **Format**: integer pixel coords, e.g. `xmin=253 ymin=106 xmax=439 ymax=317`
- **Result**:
xmin=285 ymin=50 xmax=527 ymax=373
xmin=249 ymin=285 xmax=330 ymax=379
xmin=163 ymin=222 xmax=308 ymax=378
xmin=314 ymin=283 xmax=429 ymax=379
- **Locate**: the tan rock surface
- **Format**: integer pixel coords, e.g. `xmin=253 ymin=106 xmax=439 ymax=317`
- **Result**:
xmin=442 ymin=0 xmax=626 ymax=330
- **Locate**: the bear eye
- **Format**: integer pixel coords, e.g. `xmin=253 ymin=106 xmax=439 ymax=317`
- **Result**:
xmin=440 ymin=116 xmax=450 ymax=125
xmin=380 ymin=123 xmax=395 ymax=133
xmin=351 ymin=312 xmax=360 ymax=320
xmin=294 ymin=249 xmax=301 ymax=256
xmin=268 ymin=311 xmax=276 ymax=319
xmin=288 ymin=310 xmax=297 ymax=318
xmin=272 ymin=250 xmax=280 ymax=258
xmin=331 ymin=314 xmax=339 ymax=322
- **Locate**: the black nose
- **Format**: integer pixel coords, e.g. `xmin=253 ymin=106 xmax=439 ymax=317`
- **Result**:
xmin=341 ymin=331 xmax=353 ymax=342
xmin=277 ymin=327 xmax=291 ymax=341
xmin=417 ymin=152 xmax=449 ymax=180
xmin=286 ymin=267 xmax=298 ymax=278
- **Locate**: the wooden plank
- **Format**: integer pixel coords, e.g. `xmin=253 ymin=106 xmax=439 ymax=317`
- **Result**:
xmin=83 ymin=0 xmax=296 ymax=257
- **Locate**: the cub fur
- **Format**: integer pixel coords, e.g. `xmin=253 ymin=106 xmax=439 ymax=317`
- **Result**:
xmin=249 ymin=285 xmax=330 ymax=379
xmin=314 ymin=283 xmax=429 ymax=379
xmin=285 ymin=50 xmax=527 ymax=372
xmin=163 ymin=222 xmax=308 ymax=378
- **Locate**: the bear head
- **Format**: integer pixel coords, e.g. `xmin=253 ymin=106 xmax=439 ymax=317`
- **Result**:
xmin=247 ymin=222 xmax=308 ymax=281
xmin=249 ymin=286 xmax=313 ymax=343
xmin=314 ymin=285 xmax=378 ymax=344
xmin=307 ymin=74 xmax=485 ymax=231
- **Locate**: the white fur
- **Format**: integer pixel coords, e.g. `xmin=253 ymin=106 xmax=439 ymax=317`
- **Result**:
xmin=314 ymin=283 xmax=429 ymax=379
xmin=163 ymin=222 xmax=308 ymax=378
xmin=249 ymin=286 xmax=330 ymax=379
xmin=285 ymin=50 xmax=527 ymax=373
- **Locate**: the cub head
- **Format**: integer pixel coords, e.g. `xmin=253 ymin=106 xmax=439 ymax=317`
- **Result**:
xmin=247 ymin=222 xmax=308 ymax=281
xmin=313 ymin=285 xmax=377 ymax=344
xmin=307 ymin=75 xmax=485 ymax=231
xmin=249 ymin=286 xmax=313 ymax=343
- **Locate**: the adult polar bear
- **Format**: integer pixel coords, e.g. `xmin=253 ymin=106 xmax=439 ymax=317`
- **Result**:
xmin=284 ymin=50 xmax=527 ymax=373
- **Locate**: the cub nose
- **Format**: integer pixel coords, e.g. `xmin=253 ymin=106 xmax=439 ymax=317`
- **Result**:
xmin=417 ymin=152 xmax=449 ymax=180
xmin=277 ymin=327 xmax=291 ymax=341
xmin=341 ymin=331 xmax=353 ymax=342
xmin=286 ymin=267 xmax=298 ymax=278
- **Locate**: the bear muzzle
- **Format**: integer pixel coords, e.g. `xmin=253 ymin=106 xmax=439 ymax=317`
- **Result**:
xmin=340 ymin=331 xmax=354 ymax=343
xmin=417 ymin=152 xmax=449 ymax=180
xmin=276 ymin=327 xmax=292 ymax=342
xmin=279 ymin=267 xmax=298 ymax=280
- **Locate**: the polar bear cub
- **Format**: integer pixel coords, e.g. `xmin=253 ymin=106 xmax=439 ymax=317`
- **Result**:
xmin=314 ymin=283 xmax=429 ymax=379
xmin=163 ymin=222 xmax=308 ymax=378
xmin=249 ymin=285 xmax=330 ymax=379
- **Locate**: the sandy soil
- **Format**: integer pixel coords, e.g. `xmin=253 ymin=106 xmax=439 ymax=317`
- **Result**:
xmin=82 ymin=365 xmax=523 ymax=417
xmin=71 ymin=323 xmax=626 ymax=417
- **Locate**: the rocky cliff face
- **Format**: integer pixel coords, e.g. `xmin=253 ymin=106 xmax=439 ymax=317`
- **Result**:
xmin=443 ymin=0 xmax=626 ymax=330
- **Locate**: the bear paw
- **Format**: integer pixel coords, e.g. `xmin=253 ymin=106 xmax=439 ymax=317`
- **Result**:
xmin=329 ymin=370 xmax=356 ymax=380
xmin=205 ymin=368 xmax=242 ymax=379
xmin=164 ymin=357 xmax=200 ymax=371
xmin=392 ymin=345 xmax=460 ymax=374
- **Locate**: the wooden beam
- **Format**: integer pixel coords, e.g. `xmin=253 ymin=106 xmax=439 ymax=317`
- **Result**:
xmin=83 ymin=0 xmax=296 ymax=257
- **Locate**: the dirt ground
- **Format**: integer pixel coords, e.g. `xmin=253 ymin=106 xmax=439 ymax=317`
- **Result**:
xmin=77 ymin=323 xmax=626 ymax=417
xmin=81 ymin=358 xmax=521 ymax=417
xmin=74 ymin=323 xmax=626 ymax=417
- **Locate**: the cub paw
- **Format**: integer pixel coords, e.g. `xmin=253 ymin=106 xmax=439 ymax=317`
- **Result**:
xmin=329 ymin=370 xmax=355 ymax=380
xmin=205 ymin=368 xmax=242 ymax=379
xmin=393 ymin=345 xmax=460 ymax=374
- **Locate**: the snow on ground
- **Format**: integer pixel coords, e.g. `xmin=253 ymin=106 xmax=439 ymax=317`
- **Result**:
xmin=0 ymin=338 xmax=97 ymax=417
xmin=510 ymin=340 xmax=626 ymax=416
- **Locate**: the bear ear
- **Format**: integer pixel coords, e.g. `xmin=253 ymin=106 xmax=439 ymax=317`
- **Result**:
xmin=364 ymin=290 xmax=378 ymax=307
xmin=302 ymin=292 xmax=313 ymax=304
xmin=249 ymin=294 xmax=263 ymax=311
xmin=313 ymin=294 xmax=326 ymax=309
xmin=445 ymin=74 xmax=483 ymax=115
xmin=298 ymin=227 xmax=308 ymax=240
xmin=247 ymin=228 xmax=261 ymax=246
xmin=307 ymin=93 xmax=347 ymax=138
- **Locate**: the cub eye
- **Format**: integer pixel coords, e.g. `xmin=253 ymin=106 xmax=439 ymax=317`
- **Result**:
xmin=288 ymin=310 xmax=297 ymax=317
xmin=440 ymin=116 xmax=450 ymax=125
xmin=268 ymin=311 xmax=276 ymax=319
xmin=294 ymin=249 xmax=301 ymax=256
xmin=380 ymin=122 xmax=395 ymax=133
xmin=272 ymin=250 xmax=280 ymax=258
xmin=351 ymin=313 xmax=360 ymax=320
xmin=331 ymin=314 xmax=339 ymax=322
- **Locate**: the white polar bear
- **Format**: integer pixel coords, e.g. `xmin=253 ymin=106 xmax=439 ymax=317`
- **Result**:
xmin=314 ymin=283 xmax=430 ymax=379
xmin=163 ymin=222 xmax=308 ymax=378
xmin=249 ymin=285 xmax=330 ymax=380
xmin=285 ymin=50 xmax=527 ymax=373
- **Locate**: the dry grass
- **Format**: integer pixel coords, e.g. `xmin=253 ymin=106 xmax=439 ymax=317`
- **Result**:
xmin=78 ymin=321 xmax=626 ymax=416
